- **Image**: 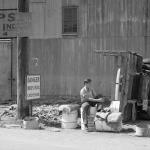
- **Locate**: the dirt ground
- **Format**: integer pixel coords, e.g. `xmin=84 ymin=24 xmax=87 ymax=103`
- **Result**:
xmin=0 ymin=127 xmax=150 ymax=150
xmin=0 ymin=104 xmax=150 ymax=150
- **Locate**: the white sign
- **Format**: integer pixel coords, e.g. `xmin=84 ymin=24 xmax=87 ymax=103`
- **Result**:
xmin=143 ymin=99 xmax=148 ymax=111
xmin=0 ymin=10 xmax=32 ymax=37
xmin=26 ymin=75 xmax=40 ymax=100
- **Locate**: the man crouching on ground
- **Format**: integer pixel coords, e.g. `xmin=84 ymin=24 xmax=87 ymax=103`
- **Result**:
xmin=80 ymin=78 xmax=104 ymax=130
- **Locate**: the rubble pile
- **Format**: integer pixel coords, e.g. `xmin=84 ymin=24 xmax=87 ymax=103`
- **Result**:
xmin=0 ymin=105 xmax=17 ymax=119
xmin=33 ymin=105 xmax=61 ymax=127
xmin=0 ymin=104 xmax=62 ymax=128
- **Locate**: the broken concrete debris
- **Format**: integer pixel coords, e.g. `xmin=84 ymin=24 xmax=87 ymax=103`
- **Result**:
xmin=33 ymin=105 xmax=61 ymax=127
xmin=0 ymin=104 xmax=61 ymax=128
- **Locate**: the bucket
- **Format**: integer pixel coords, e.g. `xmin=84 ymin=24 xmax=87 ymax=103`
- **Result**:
xmin=61 ymin=110 xmax=78 ymax=129
xmin=135 ymin=124 xmax=149 ymax=137
xmin=23 ymin=117 xmax=39 ymax=129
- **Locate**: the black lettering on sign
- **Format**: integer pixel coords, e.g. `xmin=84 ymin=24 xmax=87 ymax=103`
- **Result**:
xmin=3 ymin=24 xmax=5 ymax=31
xmin=0 ymin=13 xmax=5 ymax=19
xmin=8 ymin=13 xmax=15 ymax=22
xmin=7 ymin=24 xmax=12 ymax=30
xmin=3 ymin=32 xmax=7 ymax=36
xmin=27 ymin=86 xmax=32 ymax=90
xmin=0 ymin=13 xmax=15 ymax=21
xmin=27 ymin=93 xmax=40 ymax=98
xmin=27 ymin=77 xmax=40 ymax=82
xmin=3 ymin=24 xmax=16 ymax=31
xmin=27 ymin=86 xmax=40 ymax=90
xmin=12 ymin=24 xmax=15 ymax=29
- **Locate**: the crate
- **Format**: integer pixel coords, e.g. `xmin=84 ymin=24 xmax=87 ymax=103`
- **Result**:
xmin=23 ymin=117 xmax=39 ymax=129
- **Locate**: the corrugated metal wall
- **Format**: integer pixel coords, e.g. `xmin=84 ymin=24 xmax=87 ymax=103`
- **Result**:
xmin=0 ymin=0 xmax=17 ymax=9
xmin=29 ymin=0 xmax=62 ymax=38
xmin=0 ymin=0 xmax=150 ymax=99
xmin=28 ymin=0 xmax=150 ymax=99
xmin=29 ymin=38 xmax=119 ymax=97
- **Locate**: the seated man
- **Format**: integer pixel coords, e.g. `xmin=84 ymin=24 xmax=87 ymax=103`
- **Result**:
xmin=80 ymin=78 xmax=104 ymax=130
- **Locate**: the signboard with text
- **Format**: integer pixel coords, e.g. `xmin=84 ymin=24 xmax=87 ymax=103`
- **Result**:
xmin=26 ymin=75 xmax=40 ymax=100
xmin=0 ymin=10 xmax=32 ymax=37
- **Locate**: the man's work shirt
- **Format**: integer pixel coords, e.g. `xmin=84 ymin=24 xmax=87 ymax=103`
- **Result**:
xmin=80 ymin=86 xmax=96 ymax=103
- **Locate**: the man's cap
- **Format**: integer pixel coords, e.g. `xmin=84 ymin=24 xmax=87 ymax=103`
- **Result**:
xmin=84 ymin=78 xmax=92 ymax=84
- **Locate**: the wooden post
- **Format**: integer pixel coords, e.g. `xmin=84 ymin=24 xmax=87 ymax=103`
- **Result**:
xmin=17 ymin=0 xmax=30 ymax=119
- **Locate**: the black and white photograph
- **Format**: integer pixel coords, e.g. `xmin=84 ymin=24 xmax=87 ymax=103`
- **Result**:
xmin=0 ymin=0 xmax=150 ymax=150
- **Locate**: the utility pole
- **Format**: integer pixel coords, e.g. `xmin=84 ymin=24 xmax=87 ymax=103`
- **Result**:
xmin=17 ymin=0 xmax=30 ymax=119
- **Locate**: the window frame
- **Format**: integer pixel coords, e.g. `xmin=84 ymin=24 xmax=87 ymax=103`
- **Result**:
xmin=62 ymin=6 xmax=79 ymax=36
